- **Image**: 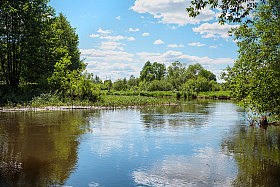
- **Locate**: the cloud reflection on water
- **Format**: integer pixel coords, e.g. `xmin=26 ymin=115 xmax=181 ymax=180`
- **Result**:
xmin=132 ymin=147 xmax=236 ymax=187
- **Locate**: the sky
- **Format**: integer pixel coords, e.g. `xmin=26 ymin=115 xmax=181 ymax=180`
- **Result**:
xmin=48 ymin=0 xmax=239 ymax=82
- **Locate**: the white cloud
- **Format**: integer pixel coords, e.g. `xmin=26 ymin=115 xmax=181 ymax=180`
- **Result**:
xmin=127 ymin=37 xmax=135 ymax=41
xmin=86 ymin=61 xmax=141 ymax=80
xmin=96 ymin=27 xmax=112 ymax=34
xmin=188 ymin=42 xmax=206 ymax=47
xmin=130 ymin=0 xmax=216 ymax=26
xmin=209 ymin=45 xmax=218 ymax=49
xmin=137 ymin=50 xmax=235 ymax=66
xmin=116 ymin=16 xmax=121 ymax=20
xmin=142 ymin=32 xmax=150 ymax=36
xmin=141 ymin=16 xmax=145 ymax=18
xmin=192 ymin=22 xmax=239 ymax=39
xmin=100 ymin=35 xmax=125 ymax=41
xmin=90 ymin=34 xmax=100 ymax=38
xmin=99 ymin=41 xmax=123 ymax=50
xmin=168 ymin=44 xmax=184 ymax=48
xmin=129 ymin=28 xmax=140 ymax=32
xmin=80 ymin=49 xmax=134 ymax=62
xmin=154 ymin=39 xmax=164 ymax=45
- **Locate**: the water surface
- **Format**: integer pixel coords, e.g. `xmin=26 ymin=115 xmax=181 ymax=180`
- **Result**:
xmin=0 ymin=100 xmax=279 ymax=186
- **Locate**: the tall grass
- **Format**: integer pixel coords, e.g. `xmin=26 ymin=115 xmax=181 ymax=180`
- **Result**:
xmin=95 ymin=95 xmax=179 ymax=108
xmin=197 ymin=91 xmax=233 ymax=98
xmin=103 ymin=90 xmax=176 ymax=97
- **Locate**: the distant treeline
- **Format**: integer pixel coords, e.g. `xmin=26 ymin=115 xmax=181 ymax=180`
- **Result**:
xmin=95 ymin=61 xmax=226 ymax=96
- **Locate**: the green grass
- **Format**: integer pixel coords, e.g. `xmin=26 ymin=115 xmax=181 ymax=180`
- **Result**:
xmin=197 ymin=91 xmax=233 ymax=98
xmin=1 ymin=90 xmax=233 ymax=110
xmin=1 ymin=92 xmax=180 ymax=109
xmin=103 ymin=90 xmax=176 ymax=97
xmin=94 ymin=95 xmax=179 ymax=108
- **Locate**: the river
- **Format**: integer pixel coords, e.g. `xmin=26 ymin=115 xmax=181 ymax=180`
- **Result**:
xmin=0 ymin=99 xmax=279 ymax=186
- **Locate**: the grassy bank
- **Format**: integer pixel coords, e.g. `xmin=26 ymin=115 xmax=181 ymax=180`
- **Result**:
xmin=0 ymin=91 xmax=233 ymax=111
xmin=95 ymin=95 xmax=178 ymax=108
xmin=103 ymin=90 xmax=233 ymax=99
xmin=1 ymin=93 xmax=179 ymax=110
xmin=197 ymin=91 xmax=233 ymax=98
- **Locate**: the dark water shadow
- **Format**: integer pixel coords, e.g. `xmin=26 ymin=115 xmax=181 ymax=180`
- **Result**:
xmin=221 ymin=125 xmax=280 ymax=186
xmin=0 ymin=110 xmax=91 ymax=186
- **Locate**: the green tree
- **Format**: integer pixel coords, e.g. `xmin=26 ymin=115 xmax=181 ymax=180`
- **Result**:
xmin=140 ymin=61 xmax=166 ymax=82
xmin=0 ymin=0 xmax=54 ymax=88
xmin=198 ymin=69 xmax=217 ymax=81
xmin=186 ymin=0 xmax=262 ymax=23
xmin=48 ymin=13 xmax=84 ymax=72
xmin=222 ymin=0 xmax=280 ymax=116
xmin=186 ymin=63 xmax=203 ymax=77
xmin=113 ymin=78 xmax=128 ymax=91
xmin=166 ymin=61 xmax=187 ymax=90
xmin=152 ymin=62 xmax=166 ymax=80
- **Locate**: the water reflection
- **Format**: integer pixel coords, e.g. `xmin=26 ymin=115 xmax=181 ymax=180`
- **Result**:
xmin=0 ymin=110 xmax=89 ymax=186
xmin=1 ymin=100 xmax=279 ymax=186
xmin=132 ymin=147 xmax=236 ymax=187
xmin=140 ymin=100 xmax=214 ymax=130
xmin=221 ymin=126 xmax=280 ymax=186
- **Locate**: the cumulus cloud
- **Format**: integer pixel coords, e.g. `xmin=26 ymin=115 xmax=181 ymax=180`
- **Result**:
xmin=209 ymin=45 xmax=218 ymax=49
xmin=129 ymin=28 xmax=140 ymax=32
xmin=80 ymin=48 xmax=134 ymax=62
xmin=90 ymin=34 xmax=100 ymax=38
xmin=188 ymin=42 xmax=206 ymax=47
xmin=116 ymin=16 xmax=121 ymax=20
xmin=97 ymin=27 xmax=112 ymax=34
xmin=137 ymin=50 xmax=235 ymax=66
xmin=99 ymin=41 xmax=124 ymax=51
xmin=154 ymin=39 xmax=164 ymax=45
xmin=86 ymin=61 xmax=141 ymax=81
xmin=168 ymin=44 xmax=184 ymax=48
xmin=127 ymin=37 xmax=135 ymax=41
xmin=100 ymin=35 xmax=125 ymax=41
xmin=192 ymin=22 xmax=239 ymax=39
xmin=142 ymin=32 xmax=150 ymax=36
xmin=130 ymin=0 xmax=216 ymax=26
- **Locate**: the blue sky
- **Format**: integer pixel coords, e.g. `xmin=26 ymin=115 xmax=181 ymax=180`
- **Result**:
xmin=49 ymin=0 xmax=239 ymax=81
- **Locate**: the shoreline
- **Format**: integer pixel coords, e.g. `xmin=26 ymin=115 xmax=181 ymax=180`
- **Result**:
xmin=0 ymin=103 xmax=180 ymax=112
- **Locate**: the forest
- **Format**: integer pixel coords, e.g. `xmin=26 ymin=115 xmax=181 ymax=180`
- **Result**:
xmin=1 ymin=0 xmax=279 ymax=120
xmin=0 ymin=0 xmax=226 ymax=108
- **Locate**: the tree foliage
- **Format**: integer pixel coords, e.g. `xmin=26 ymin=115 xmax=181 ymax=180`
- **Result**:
xmin=140 ymin=61 xmax=166 ymax=81
xmin=0 ymin=1 xmax=100 ymax=104
xmin=0 ymin=0 xmax=54 ymax=88
xmin=106 ymin=61 xmax=219 ymax=93
xmin=186 ymin=0 xmax=265 ymax=23
xmin=222 ymin=0 xmax=280 ymax=116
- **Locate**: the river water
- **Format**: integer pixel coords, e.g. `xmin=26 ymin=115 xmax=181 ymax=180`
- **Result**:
xmin=0 ymin=99 xmax=279 ymax=186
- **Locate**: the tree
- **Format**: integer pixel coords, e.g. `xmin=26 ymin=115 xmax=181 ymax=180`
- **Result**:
xmin=186 ymin=0 xmax=264 ymax=23
xmin=186 ymin=63 xmax=203 ymax=77
xmin=0 ymin=0 xmax=54 ymax=88
xmin=140 ymin=61 xmax=166 ymax=82
xmin=48 ymin=13 xmax=84 ymax=72
xmin=222 ymin=0 xmax=280 ymax=116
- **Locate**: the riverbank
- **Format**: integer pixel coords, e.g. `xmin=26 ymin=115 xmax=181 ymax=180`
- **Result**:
xmin=0 ymin=103 xmax=181 ymax=112
xmin=0 ymin=91 xmax=233 ymax=112
xmin=0 ymin=94 xmax=180 ymax=112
